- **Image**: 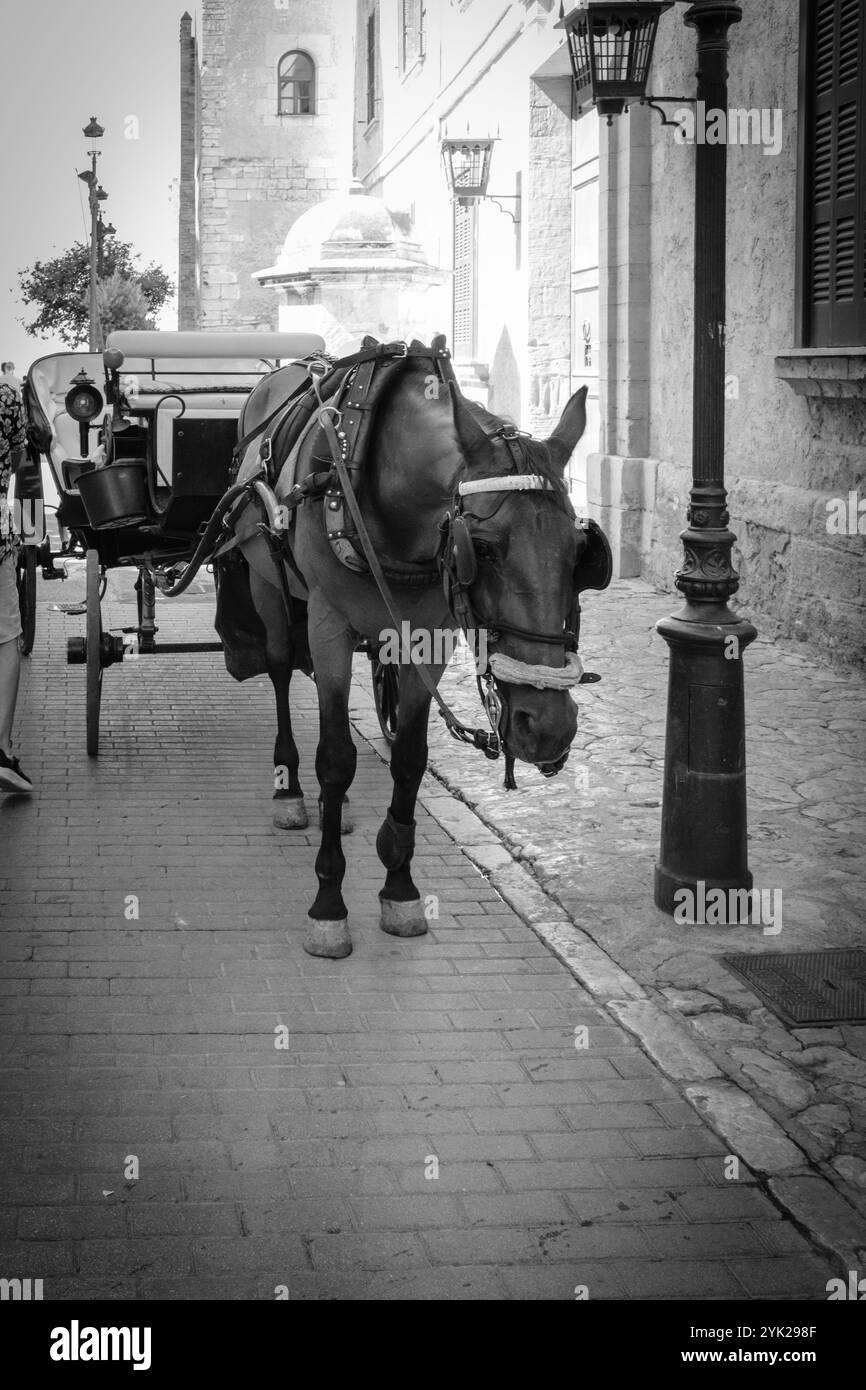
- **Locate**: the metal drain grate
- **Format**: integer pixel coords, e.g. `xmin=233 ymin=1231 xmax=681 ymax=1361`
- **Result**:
xmin=722 ymin=949 xmax=866 ymax=1027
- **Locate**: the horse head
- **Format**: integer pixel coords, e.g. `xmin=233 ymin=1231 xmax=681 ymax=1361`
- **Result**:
xmin=449 ymin=385 xmax=590 ymax=776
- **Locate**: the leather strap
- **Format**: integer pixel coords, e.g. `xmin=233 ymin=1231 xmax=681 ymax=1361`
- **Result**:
xmin=318 ymin=410 xmax=499 ymax=756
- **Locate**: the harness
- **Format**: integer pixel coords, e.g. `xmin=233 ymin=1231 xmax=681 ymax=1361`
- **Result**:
xmin=153 ymin=335 xmax=611 ymax=787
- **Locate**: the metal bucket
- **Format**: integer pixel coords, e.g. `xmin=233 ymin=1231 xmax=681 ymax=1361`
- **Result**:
xmin=77 ymin=461 xmax=151 ymax=530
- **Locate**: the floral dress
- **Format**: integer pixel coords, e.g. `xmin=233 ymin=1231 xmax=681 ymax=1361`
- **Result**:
xmin=0 ymin=383 xmax=26 ymax=565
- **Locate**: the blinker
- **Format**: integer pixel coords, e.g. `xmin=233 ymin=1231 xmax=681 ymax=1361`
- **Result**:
xmin=451 ymin=514 xmax=477 ymax=587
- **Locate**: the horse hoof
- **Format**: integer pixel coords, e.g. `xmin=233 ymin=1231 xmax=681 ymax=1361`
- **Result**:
xmin=304 ymin=919 xmax=352 ymax=959
xmin=273 ymin=796 xmax=309 ymax=830
xmin=379 ymin=898 xmax=428 ymax=938
xmin=318 ymin=799 xmax=354 ymax=836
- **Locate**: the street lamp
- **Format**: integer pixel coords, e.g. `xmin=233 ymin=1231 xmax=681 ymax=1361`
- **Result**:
xmin=78 ymin=117 xmax=106 ymax=351
xmin=441 ymin=135 xmax=522 ymax=227
xmin=558 ymin=0 xmax=757 ymax=915
xmin=557 ymin=1 xmax=675 ymax=121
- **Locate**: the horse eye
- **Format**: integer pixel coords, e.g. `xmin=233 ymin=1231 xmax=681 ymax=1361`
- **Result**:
xmin=473 ymin=540 xmax=495 ymax=561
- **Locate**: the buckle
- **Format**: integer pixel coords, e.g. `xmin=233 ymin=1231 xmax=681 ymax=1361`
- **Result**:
xmin=308 ymin=358 xmax=329 ymax=379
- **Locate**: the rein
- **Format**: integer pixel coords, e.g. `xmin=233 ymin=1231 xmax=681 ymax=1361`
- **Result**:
xmin=316 ymin=409 xmax=502 ymax=761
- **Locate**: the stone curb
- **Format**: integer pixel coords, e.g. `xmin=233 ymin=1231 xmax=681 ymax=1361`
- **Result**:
xmin=347 ymin=673 xmax=858 ymax=1273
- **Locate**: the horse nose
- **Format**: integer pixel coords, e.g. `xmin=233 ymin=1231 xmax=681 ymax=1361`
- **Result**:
xmin=510 ymin=695 xmax=577 ymax=757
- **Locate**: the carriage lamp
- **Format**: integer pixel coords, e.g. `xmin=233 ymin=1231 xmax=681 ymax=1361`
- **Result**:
xmin=556 ymin=1 xmax=700 ymax=127
xmin=559 ymin=0 xmax=755 ymax=915
xmin=65 ymin=370 xmax=104 ymax=458
xmin=440 ymin=136 xmax=522 ymax=232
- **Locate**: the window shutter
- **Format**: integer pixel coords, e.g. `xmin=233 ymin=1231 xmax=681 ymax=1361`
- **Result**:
xmin=367 ymin=12 xmax=378 ymax=124
xmin=807 ymin=0 xmax=866 ymax=346
xmin=453 ymin=201 xmax=477 ymax=358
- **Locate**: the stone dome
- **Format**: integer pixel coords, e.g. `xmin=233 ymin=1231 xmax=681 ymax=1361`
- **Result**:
xmin=259 ymin=183 xmax=431 ymax=280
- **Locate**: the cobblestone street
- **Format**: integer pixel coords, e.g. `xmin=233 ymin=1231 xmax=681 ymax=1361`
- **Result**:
xmin=0 ymin=567 xmax=856 ymax=1299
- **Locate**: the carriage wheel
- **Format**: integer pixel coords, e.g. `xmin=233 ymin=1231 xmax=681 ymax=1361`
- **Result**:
xmin=16 ymin=546 xmax=37 ymax=656
xmin=85 ymin=549 xmax=104 ymax=757
xmin=371 ymin=659 xmax=399 ymax=744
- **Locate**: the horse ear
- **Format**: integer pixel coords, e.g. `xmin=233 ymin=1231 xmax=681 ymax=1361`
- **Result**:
xmin=547 ymin=385 xmax=588 ymax=471
xmin=450 ymin=385 xmax=495 ymax=465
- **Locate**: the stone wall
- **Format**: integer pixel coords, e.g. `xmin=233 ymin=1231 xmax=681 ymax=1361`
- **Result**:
xmin=178 ymin=12 xmax=200 ymax=330
xmin=194 ymin=0 xmax=352 ymax=330
xmin=642 ymin=0 xmax=866 ymax=665
xmin=526 ymin=77 xmax=572 ymax=440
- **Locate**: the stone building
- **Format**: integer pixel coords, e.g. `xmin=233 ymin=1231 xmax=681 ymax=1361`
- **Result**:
xmin=178 ymin=1 xmax=353 ymax=330
xmin=350 ymin=0 xmax=865 ymax=664
xmin=180 ymin=0 xmax=864 ymax=664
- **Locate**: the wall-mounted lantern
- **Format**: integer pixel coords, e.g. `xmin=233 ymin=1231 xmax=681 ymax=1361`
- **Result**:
xmin=556 ymin=1 xmax=681 ymax=124
xmin=441 ymin=137 xmax=496 ymax=202
xmin=440 ymin=135 xmax=522 ymax=230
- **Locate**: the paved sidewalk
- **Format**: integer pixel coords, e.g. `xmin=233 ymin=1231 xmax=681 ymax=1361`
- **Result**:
xmin=399 ymin=578 xmax=866 ymax=1265
xmin=0 ymin=566 xmax=846 ymax=1298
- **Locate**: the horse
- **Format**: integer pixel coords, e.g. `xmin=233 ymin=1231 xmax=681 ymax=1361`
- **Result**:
xmin=220 ymin=339 xmax=597 ymax=959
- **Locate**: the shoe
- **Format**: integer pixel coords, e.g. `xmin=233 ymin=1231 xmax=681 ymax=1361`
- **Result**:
xmin=0 ymin=751 xmax=33 ymax=794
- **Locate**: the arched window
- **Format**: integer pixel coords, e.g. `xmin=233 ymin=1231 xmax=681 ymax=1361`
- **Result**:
xmin=278 ymin=51 xmax=315 ymax=116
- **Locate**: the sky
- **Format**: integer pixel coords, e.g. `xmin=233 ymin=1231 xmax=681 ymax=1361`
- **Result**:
xmin=0 ymin=0 xmax=202 ymax=372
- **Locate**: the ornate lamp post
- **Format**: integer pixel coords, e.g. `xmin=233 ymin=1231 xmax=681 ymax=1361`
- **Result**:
xmin=558 ymin=0 xmax=756 ymax=914
xmin=78 ymin=117 xmax=106 ymax=351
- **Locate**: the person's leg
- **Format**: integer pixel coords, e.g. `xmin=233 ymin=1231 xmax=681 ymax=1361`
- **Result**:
xmin=0 ymin=634 xmax=20 ymax=754
xmin=0 ymin=553 xmax=23 ymax=757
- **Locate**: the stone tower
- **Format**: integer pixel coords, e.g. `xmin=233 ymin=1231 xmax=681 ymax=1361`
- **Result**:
xmin=178 ymin=0 xmax=353 ymax=331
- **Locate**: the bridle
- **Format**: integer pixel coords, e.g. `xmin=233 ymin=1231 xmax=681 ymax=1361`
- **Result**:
xmin=438 ymin=426 xmax=590 ymax=780
xmin=314 ymin=400 xmax=599 ymax=789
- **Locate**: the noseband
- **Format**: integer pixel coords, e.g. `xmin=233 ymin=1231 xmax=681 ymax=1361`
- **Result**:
xmin=438 ymin=428 xmax=593 ymax=778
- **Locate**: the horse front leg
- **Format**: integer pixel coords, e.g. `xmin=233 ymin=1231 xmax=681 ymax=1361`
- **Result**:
xmin=377 ymin=661 xmax=442 ymax=938
xmin=307 ymin=602 xmax=357 ymax=959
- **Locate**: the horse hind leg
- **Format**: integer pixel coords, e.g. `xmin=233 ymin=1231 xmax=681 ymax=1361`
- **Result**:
xmin=270 ymin=662 xmax=309 ymax=829
xmin=306 ymin=603 xmax=357 ymax=959
xmin=377 ymin=663 xmax=439 ymax=939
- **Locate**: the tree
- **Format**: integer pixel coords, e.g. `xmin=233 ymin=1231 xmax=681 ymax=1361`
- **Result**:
xmin=17 ymin=235 xmax=174 ymax=348
xmin=96 ymin=272 xmax=155 ymax=338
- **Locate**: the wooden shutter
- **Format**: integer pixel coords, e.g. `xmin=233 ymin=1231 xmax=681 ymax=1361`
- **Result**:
xmin=453 ymin=201 xmax=477 ymax=358
xmin=366 ymin=11 xmax=378 ymax=124
xmin=805 ymin=0 xmax=866 ymax=346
